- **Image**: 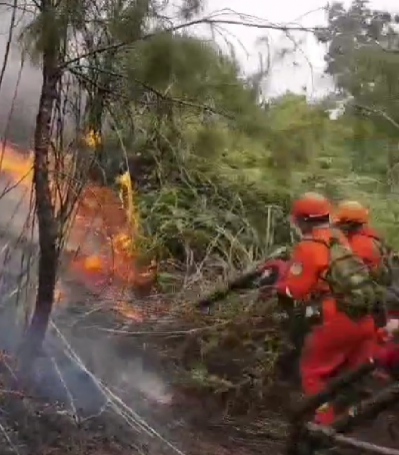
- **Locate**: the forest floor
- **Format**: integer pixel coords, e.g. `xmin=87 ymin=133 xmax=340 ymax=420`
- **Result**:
xmin=0 ymin=270 xmax=285 ymax=455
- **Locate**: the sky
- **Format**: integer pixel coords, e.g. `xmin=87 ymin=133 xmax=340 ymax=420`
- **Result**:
xmin=195 ymin=0 xmax=399 ymax=98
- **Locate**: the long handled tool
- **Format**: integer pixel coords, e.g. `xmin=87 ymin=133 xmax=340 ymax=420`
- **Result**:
xmin=195 ymin=246 xmax=289 ymax=312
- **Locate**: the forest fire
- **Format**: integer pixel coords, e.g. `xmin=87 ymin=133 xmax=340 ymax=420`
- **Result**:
xmin=0 ymin=143 xmax=154 ymax=322
xmin=0 ymin=143 xmax=33 ymax=188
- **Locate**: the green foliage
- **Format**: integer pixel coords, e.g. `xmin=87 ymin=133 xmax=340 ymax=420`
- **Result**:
xmin=125 ymin=112 xmax=293 ymax=267
xmin=173 ymin=297 xmax=283 ymax=412
xmin=265 ymin=94 xmax=329 ymax=168
xmin=320 ymin=0 xmax=399 ymax=149
xmin=100 ymin=16 xmax=399 ymax=269
xmin=121 ymin=32 xmax=267 ymax=138
xmin=19 ymin=0 xmax=87 ymax=62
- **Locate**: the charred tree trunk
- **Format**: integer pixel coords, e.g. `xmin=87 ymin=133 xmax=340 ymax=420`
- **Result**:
xmin=20 ymin=31 xmax=60 ymax=365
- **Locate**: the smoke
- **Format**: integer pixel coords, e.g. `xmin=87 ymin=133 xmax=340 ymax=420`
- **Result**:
xmin=0 ymin=8 xmax=176 ymax=449
xmin=0 ymin=6 xmax=41 ymax=148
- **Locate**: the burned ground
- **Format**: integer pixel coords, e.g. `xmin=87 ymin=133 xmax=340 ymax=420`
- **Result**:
xmin=0 ymin=273 xmax=280 ymax=455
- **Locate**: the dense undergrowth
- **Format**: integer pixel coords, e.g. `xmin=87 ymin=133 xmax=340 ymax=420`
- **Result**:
xmin=171 ymin=298 xmax=286 ymax=410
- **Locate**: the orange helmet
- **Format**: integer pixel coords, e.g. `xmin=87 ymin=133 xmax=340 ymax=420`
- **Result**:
xmin=291 ymin=192 xmax=332 ymax=220
xmin=334 ymin=200 xmax=369 ymax=224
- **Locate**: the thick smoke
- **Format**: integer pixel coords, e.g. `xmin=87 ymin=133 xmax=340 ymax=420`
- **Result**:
xmin=0 ymin=7 xmax=41 ymax=148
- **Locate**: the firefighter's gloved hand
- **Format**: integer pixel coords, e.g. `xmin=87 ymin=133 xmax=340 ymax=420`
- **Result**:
xmin=259 ymin=259 xmax=289 ymax=281
xmin=258 ymin=260 xmax=289 ymax=300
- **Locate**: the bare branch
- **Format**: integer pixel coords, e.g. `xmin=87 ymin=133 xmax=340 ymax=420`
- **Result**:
xmin=353 ymin=103 xmax=399 ymax=130
xmin=69 ymin=65 xmax=235 ymax=119
xmin=62 ymin=17 xmax=326 ymax=69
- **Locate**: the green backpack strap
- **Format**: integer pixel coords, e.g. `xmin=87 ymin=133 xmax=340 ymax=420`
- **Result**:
xmin=300 ymin=233 xmax=352 ymax=277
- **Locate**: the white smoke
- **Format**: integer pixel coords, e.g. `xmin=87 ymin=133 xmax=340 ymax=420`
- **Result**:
xmin=0 ymin=6 xmax=41 ymax=147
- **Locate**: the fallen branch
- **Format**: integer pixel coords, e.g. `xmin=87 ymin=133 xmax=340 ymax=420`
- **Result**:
xmin=291 ymin=360 xmax=376 ymax=420
xmin=287 ymin=360 xmax=376 ymax=455
xmin=195 ymin=246 xmax=288 ymax=311
xmin=333 ymin=381 xmax=399 ymax=433
xmin=77 ymin=321 xmax=230 ymax=337
xmin=307 ymin=423 xmax=399 ymax=455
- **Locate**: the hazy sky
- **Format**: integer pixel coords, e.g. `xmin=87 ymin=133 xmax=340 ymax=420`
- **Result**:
xmin=197 ymin=0 xmax=399 ymax=98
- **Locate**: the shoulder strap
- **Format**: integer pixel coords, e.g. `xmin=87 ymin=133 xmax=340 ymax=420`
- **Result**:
xmin=358 ymin=231 xmax=380 ymax=242
xmin=359 ymin=232 xmax=388 ymax=257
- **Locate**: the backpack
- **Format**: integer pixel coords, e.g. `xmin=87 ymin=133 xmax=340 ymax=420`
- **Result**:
xmin=307 ymin=230 xmax=377 ymax=315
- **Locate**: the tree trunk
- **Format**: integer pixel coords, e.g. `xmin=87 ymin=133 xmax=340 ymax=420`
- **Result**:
xmin=20 ymin=48 xmax=60 ymax=364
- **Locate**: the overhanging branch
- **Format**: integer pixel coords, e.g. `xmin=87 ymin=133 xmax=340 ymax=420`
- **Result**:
xmin=61 ymin=17 xmax=326 ymax=69
xmin=353 ymin=104 xmax=399 ymax=131
xmin=69 ymin=66 xmax=235 ymax=120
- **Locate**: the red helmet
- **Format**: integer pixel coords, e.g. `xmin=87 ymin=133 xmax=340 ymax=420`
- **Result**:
xmin=334 ymin=200 xmax=369 ymax=224
xmin=291 ymin=192 xmax=332 ymax=220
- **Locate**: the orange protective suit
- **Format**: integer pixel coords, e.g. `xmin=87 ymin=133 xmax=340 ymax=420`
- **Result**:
xmin=276 ymin=194 xmax=378 ymax=425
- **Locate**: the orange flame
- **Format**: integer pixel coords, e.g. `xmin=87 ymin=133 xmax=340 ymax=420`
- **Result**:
xmin=0 ymin=144 xmax=33 ymax=188
xmin=83 ymin=255 xmax=103 ymax=272
xmin=1 ymin=142 xmax=155 ymax=322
